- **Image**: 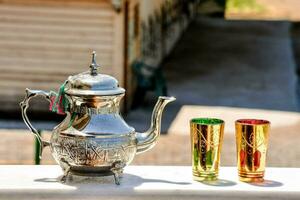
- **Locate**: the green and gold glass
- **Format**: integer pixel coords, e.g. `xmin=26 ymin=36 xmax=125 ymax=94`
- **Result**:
xmin=235 ymin=119 xmax=270 ymax=182
xmin=190 ymin=118 xmax=224 ymax=181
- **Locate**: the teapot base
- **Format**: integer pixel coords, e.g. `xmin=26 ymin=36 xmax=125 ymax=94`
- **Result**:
xmin=60 ymin=165 xmax=124 ymax=185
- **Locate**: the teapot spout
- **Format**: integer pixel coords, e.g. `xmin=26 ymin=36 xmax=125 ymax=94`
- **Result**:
xmin=136 ymin=96 xmax=176 ymax=154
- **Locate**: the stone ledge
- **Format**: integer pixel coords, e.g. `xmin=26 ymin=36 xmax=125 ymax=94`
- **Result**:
xmin=0 ymin=165 xmax=299 ymax=200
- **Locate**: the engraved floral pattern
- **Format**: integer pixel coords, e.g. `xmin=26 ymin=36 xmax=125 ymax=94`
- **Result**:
xmin=52 ymin=136 xmax=135 ymax=167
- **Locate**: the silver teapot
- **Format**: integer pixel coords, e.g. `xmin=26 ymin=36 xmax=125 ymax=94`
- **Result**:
xmin=20 ymin=52 xmax=175 ymax=184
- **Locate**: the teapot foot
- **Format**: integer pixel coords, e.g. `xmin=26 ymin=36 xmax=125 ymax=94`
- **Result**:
xmin=60 ymin=167 xmax=71 ymax=183
xmin=111 ymin=161 xmax=125 ymax=185
xmin=113 ymin=172 xmax=120 ymax=185
xmin=60 ymin=158 xmax=71 ymax=183
xmin=111 ymin=169 xmax=124 ymax=185
xmin=60 ymin=173 xmax=73 ymax=183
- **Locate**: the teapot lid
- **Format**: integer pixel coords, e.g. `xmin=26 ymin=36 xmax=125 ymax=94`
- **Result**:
xmin=64 ymin=51 xmax=125 ymax=96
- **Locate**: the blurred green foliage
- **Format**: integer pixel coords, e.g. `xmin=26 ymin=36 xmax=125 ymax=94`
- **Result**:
xmin=226 ymin=0 xmax=265 ymax=13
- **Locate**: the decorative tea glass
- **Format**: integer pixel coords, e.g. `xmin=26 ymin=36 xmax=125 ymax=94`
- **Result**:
xmin=190 ymin=118 xmax=224 ymax=181
xmin=235 ymin=119 xmax=270 ymax=182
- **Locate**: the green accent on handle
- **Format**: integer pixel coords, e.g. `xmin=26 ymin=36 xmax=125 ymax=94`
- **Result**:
xmin=34 ymin=130 xmax=41 ymax=165
xmin=49 ymin=81 xmax=69 ymax=114
xmin=190 ymin=118 xmax=224 ymax=125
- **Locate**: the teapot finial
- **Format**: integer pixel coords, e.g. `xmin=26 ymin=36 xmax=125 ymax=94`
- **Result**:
xmin=90 ymin=51 xmax=100 ymax=76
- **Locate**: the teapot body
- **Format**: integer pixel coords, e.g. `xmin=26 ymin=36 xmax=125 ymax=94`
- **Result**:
xmin=50 ymin=123 xmax=137 ymax=177
xmin=49 ymin=94 xmax=137 ymax=179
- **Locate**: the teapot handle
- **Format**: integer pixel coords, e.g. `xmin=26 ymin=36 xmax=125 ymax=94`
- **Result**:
xmin=20 ymin=88 xmax=51 ymax=159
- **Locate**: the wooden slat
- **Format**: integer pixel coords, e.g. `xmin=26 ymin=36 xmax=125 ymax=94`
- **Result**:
xmin=0 ymin=4 xmax=113 ymax=15
xmin=0 ymin=15 xmax=113 ymax=27
xmin=0 ymin=81 xmax=62 ymax=90
xmin=0 ymin=33 xmax=113 ymax=46
xmin=0 ymin=0 xmax=111 ymax=9
xmin=0 ymin=49 xmax=113 ymax=62
xmin=0 ymin=35 xmax=113 ymax=49
xmin=0 ymin=56 xmax=112 ymax=68
xmin=0 ymin=65 xmax=114 ymax=76
xmin=0 ymin=72 xmax=67 ymax=82
xmin=0 ymin=28 xmax=112 ymax=41
xmin=0 ymin=23 xmax=113 ymax=35
xmin=0 ymin=9 xmax=113 ymax=23
xmin=0 ymin=46 xmax=113 ymax=56
xmin=0 ymin=41 xmax=113 ymax=53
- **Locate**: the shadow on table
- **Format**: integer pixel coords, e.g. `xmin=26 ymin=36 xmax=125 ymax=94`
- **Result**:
xmin=248 ymin=179 xmax=283 ymax=187
xmin=35 ymin=173 xmax=191 ymax=186
xmin=200 ymin=179 xmax=237 ymax=187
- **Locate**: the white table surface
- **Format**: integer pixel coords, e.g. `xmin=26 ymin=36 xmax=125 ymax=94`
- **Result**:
xmin=0 ymin=165 xmax=299 ymax=200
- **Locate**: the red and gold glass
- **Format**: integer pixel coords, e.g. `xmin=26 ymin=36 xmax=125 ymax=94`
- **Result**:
xmin=235 ymin=119 xmax=270 ymax=182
